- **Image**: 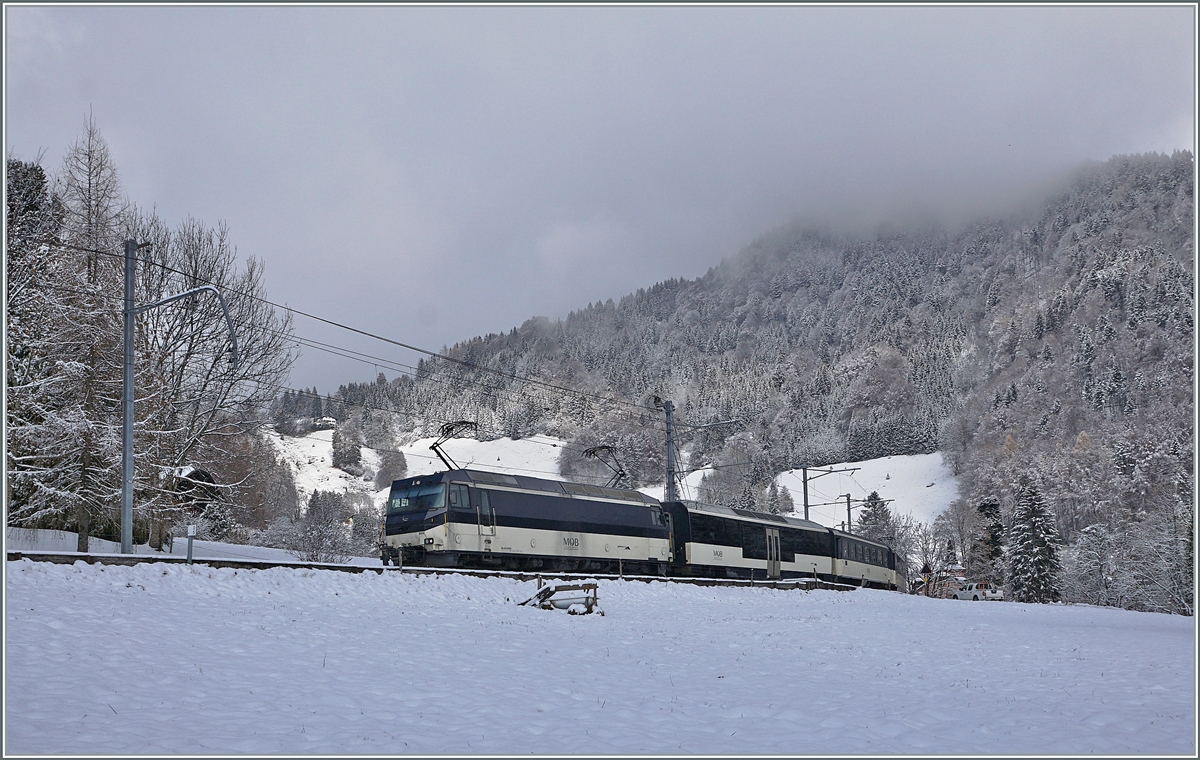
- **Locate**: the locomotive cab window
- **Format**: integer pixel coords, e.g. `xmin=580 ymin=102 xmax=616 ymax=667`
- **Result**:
xmin=387 ymin=484 xmax=445 ymax=514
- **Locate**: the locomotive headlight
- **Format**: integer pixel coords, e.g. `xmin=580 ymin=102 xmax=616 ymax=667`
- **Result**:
xmin=424 ymin=537 xmax=434 ymax=545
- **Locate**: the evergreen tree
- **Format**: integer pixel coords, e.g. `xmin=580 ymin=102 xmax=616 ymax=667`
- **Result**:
xmin=857 ymin=491 xmax=895 ymax=545
xmin=765 ymin=481 xmax=781 ymax=514
xmin=777 ymin=484 xmax=795 ymax=514
xmin=6 ymin=158 xmax=69 ymax=527
xmin=941 ymin=537 xmax=959 ymax=570
xmin=332 ymin=425 xmax=363 ymax=475
xmin=738 ymin=481 xmax=760 ymax=511
xmin=374 ymin=450 xmax=408 ymax=491
xmin=1007 ymin=485 xmax=1063 ymax=603
xmin=969 ymin=500 xmax=1004 ymax=584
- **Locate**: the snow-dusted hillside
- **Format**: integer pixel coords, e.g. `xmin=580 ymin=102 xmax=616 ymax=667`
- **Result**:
xmin=776 ymin=452 xmax=958 ymax=528
xmin=639 ymin=453 xmax=958 ymax=529
xmin=264 ymin=429 xmax=383 ymax=503
xmin=6 ymin=560 xmax=1193 ymax=755
xmin=265 ymin=430 xmax=570 ymax=509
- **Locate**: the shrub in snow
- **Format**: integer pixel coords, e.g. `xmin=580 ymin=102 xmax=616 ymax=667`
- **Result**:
xmin=374 ymin=450 xmax=408 ymax=491
xmin=259 ymin=490 xmax=353 ymax=563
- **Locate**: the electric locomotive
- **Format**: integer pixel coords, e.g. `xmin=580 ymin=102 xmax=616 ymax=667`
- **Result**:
xmin=381 ymin=469 xmax=672 ymax=574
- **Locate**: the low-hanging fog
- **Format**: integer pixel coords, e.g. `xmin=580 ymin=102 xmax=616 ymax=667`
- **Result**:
xmin=5 ymin=5 xmax=1194 ymax=391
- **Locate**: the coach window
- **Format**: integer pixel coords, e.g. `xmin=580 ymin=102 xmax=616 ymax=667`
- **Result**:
xmin=742 ymin=524 xmax=767 ymax=560
xmin=715 ymin=518 xmax=734 ymax=547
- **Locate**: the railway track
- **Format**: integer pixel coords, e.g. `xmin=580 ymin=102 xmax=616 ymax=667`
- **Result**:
xmin=6 ymin=549 xmax=858 ymax=591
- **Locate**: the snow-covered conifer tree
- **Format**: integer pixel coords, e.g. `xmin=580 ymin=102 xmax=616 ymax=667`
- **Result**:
xmin=765 ymin=481 xmax=781 ymax=514
xmin=857 ymin=491 xmax=895 ymax=544
xmin=969 ymin=500 xmax=1005 ymax=584
xmin=1007 ymin=485 xmax=1063 ymax=603
xmin=332 ymin=425 xmax=364 ymax=475
xmin=6 ymin=158 xmax=70 ymax=526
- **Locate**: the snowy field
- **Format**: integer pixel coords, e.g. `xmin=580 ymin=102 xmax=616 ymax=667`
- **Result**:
xmin=5 ymin=560 xmax=1194 ymax=755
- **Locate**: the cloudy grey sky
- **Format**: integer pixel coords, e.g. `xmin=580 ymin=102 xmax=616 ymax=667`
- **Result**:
xmin=5 ymin=5 xmax=1195 ymax=393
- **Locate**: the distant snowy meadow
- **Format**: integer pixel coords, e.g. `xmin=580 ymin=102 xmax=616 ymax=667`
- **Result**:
xmin=5 ymin=560 xmax=1194 ymax=755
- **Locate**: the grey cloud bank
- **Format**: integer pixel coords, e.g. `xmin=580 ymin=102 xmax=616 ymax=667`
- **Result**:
xmin=5 ymin=5 xmax=1194 ymax=391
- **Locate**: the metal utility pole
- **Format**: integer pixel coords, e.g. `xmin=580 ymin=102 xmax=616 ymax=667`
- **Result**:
xmin=656 ymin=398 xmax=677 ymax=502
xmin=801 ymin=466 xmax=809 ymax=520
xmin=843 ymin=493 xmax=852 ymax=532
xmin=799 ymin=465 xmax=859 ymax=522
xmin=121 ymin=239 xmax=239 ymax=554
xmin=121 ymin=240 xmax=138 ymax=554
xmin=653 ymin=401 xmax=737 ymax=503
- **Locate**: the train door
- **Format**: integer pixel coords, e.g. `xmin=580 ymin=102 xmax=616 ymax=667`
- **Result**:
xmin=662 ymin=502 xmax=690 ymax=568
xmin=766 ymin=527 xmax=781 ymax=579
xmin=471 ymin=488 xmax=495 ymax=549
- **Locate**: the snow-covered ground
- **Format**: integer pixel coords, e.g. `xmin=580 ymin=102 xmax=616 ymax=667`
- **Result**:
xmin=265 ymin=429 xmax=569 ymax=510
xmin=264 ymin=428 xmax=386 ymax=506
xmin=641 ymin=452 xmax=958 ymax=529
xmin=5 ymin=560 xmax=1193 ymax=755
xmin=5 ymin=527 xmax=385 ymax=568
xmin=776 ymin=452 xmax=959 ymax=528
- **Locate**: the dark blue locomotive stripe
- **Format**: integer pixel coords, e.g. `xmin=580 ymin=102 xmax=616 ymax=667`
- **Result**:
xmin=484 ymin=488 xmax=666 ymax=538
xmin=385 ymin=506 xmax=666 ymax=542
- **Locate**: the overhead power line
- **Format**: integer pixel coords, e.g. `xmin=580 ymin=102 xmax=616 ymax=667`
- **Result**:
xmin=50 ymin=242 xmax=749 ymax=468
xmin=59 ymin=242 xmax=655 ymax=415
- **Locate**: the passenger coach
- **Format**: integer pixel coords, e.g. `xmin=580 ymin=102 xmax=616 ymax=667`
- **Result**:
xmin=661 ymin=501 xmax=898 ymax=588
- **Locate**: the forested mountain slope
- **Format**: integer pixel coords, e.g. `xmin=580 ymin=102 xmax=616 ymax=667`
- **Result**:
xmin=335 ymin=152 xmax=1192 ymax=610
xmin=343 ymin=152 xmax=1190 ymax=502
